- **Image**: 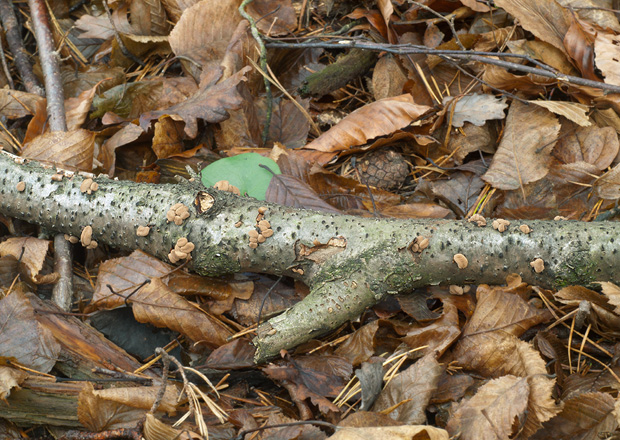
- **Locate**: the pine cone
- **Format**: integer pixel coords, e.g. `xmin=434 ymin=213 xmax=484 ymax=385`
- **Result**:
xmin=358 ymin=149 xmax=409 ymax=190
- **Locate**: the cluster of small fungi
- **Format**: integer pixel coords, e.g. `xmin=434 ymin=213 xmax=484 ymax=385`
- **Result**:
xmin=168 ymin=237 xmax=195 ymax=264
xmin=248 ymin=206 xmax=273 ymax=249
xmin=80 ymin=178 xmax=99 ymax=195
xmin=166 ymin=203 xmax=190 ymax=225
xmin=458 ymin=215 xmax=544 ymax=273
xmin=409 ymin=236 xmax=429 ymax=253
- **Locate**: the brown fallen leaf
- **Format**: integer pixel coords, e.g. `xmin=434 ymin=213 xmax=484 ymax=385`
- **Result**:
xmin=482 ymin=100 xmax=560 ymax=190
xmin=303 ymin=94 xmax=431 ymax=159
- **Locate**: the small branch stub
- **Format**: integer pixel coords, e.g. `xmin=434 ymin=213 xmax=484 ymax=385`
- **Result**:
xmin=453 ymin=253 xmax=468 ymax=269
xmin=530 ymin=258 xmax=545 ymax=273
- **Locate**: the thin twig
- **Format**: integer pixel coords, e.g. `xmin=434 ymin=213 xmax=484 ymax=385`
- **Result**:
xmin=240 ymin=0 xmax=273 ymax=144
xmin=264 ymin=39 xmax=620 ymax=94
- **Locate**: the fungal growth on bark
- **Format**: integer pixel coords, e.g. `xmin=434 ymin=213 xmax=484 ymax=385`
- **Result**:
xmin=453 ymin=253 xmax=468 ymax=269
xmin=409 ymin=236 xmax=430 ymax=253
xmin=248 ymin=209 xmax=274 ymax=249
xmin=213 ymin=180 xmax=240 ymax=195
xmin=16 ymin=182 xmax=25 ymax=192
xmin=530 ymin=258 xmax=545 ymax=273
xmin=80 ymin=226 xmax=98 ymax=249
xmin=168 ymin=237 xmax=195 ymax=263
xmin=136 ymin=226 xmax=150 ymax=237
xmin=468 ymin=214 xmax=487 ymax=227
xmin=80 ymin=178 xmax=99 ymax=195
xmin=492 ymin=219 xmax=511 ymax=232
xmin=51 ymin=173 xmax=63 ymax=181
xmin=166 ymin=203 xmax=190 ymax=225
xmin=64 ymin=234 xmax=79 ymax=244
xmin=519 ymin=224 xmax=532 ymax=234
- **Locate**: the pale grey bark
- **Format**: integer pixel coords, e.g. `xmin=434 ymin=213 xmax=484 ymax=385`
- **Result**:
xmin=1 ymin=151 xmax=618 ymax=362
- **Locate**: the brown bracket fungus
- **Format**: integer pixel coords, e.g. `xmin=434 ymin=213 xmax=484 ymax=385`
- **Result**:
xmin=453 ymin=253 xmax=468 ymax=269
xmin=168 ymin=237 xmax=195 ymax=264
xmin=166 ymin=203 xmax=190 ymax=225
xmin=136 ymin=226 xmax=150 ymax=237
xmin=530 ymin=258 xmax=545 ymax=273
xmin=468 ymin=214 xmax=487 ymax=227
xmin=409 ymin=236 xmax=430 ymax=253
xmin=16 ymin=181 xmax=26 ymax=192
xmin=64 ymin=234 xmax=79 ymax=244
xmin=80 ymin=226 xmax=98 ymax=249
xmin=492 ymin=219 xmax=511 ymax=232
xmin=80 ymin=178 xmax=99 ymax=195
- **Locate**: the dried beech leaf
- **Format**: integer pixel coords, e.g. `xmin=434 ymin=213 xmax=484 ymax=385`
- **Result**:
xmin=446 ymin=375 xmax=529 ymax=440
xmin=0 ymin=366 xmax=29 ymax=400
xmin=92 ymin=250 xmax=234 ymax=310
xmin=595 ymin=31 xmax=620 ymax=86
xmin=0 ymin=237 xmax=51 ymax=280
xmin=22 ymin=129 xmax=95 ymax=172
xmin=264 ymin=355 xmax=352 ymax=415
xmin=78 ymin=382 xmax=151 ymax=431
xmin=529 ymin=100 xmax=591 ymax=127
xmin=328 ymin=426 xmax=449 ymax=440
xmin=531 ymin=392 xmax=616 ymax=439
xmin=494 ymin=0 xmax=572 ymax=53
xmin=482 ymin=100 xmax=560 ymax=190
xmin=266 ymin=173 xmax=342 ymax=214
xmin=372 ymin=353 xmax=444 ymax=424
xmin=0 ymin=89 xmax=44 ymax=119
xmin=0 ymin=291 xmax=60 ymax=373
xmin=139 ymin=67 xmax=251 ymax=138
xmin=304 ymin=94 xmax=430 ymax=156
xmin=130 ymin=277 xmax=233 ymax=348
xmin=169 ymin=0 xmax=241 ymax=73
xmin=444 ymin=94 xmax=508 ymax=127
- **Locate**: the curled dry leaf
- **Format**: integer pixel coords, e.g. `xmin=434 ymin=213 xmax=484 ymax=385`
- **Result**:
xmin=303 ymin=94 xmax=431 ymax=160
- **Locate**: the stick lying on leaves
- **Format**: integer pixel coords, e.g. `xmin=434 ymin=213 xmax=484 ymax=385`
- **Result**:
xmin=1 ymin=150 xmax=618 ymax=363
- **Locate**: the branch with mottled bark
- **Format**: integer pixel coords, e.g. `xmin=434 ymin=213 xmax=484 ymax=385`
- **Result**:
xmin=0 ymin=151 xmax=618 ymax=362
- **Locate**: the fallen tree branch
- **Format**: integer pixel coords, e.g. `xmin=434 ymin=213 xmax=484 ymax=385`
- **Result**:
xmin=1 ymin=151 xmax=618 ymax=363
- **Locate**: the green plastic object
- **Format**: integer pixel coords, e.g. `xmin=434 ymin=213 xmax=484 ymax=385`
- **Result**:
xmin=200 ymin=153 xmax=281 ymax=200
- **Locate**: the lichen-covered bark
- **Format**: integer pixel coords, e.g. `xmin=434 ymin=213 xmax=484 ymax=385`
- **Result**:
xmin=1 ymin=151 xmax=619 ymax=363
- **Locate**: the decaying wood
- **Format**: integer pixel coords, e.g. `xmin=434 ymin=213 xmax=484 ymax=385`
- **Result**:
xmin=1 ymin=151 xmax=618 ymax=363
